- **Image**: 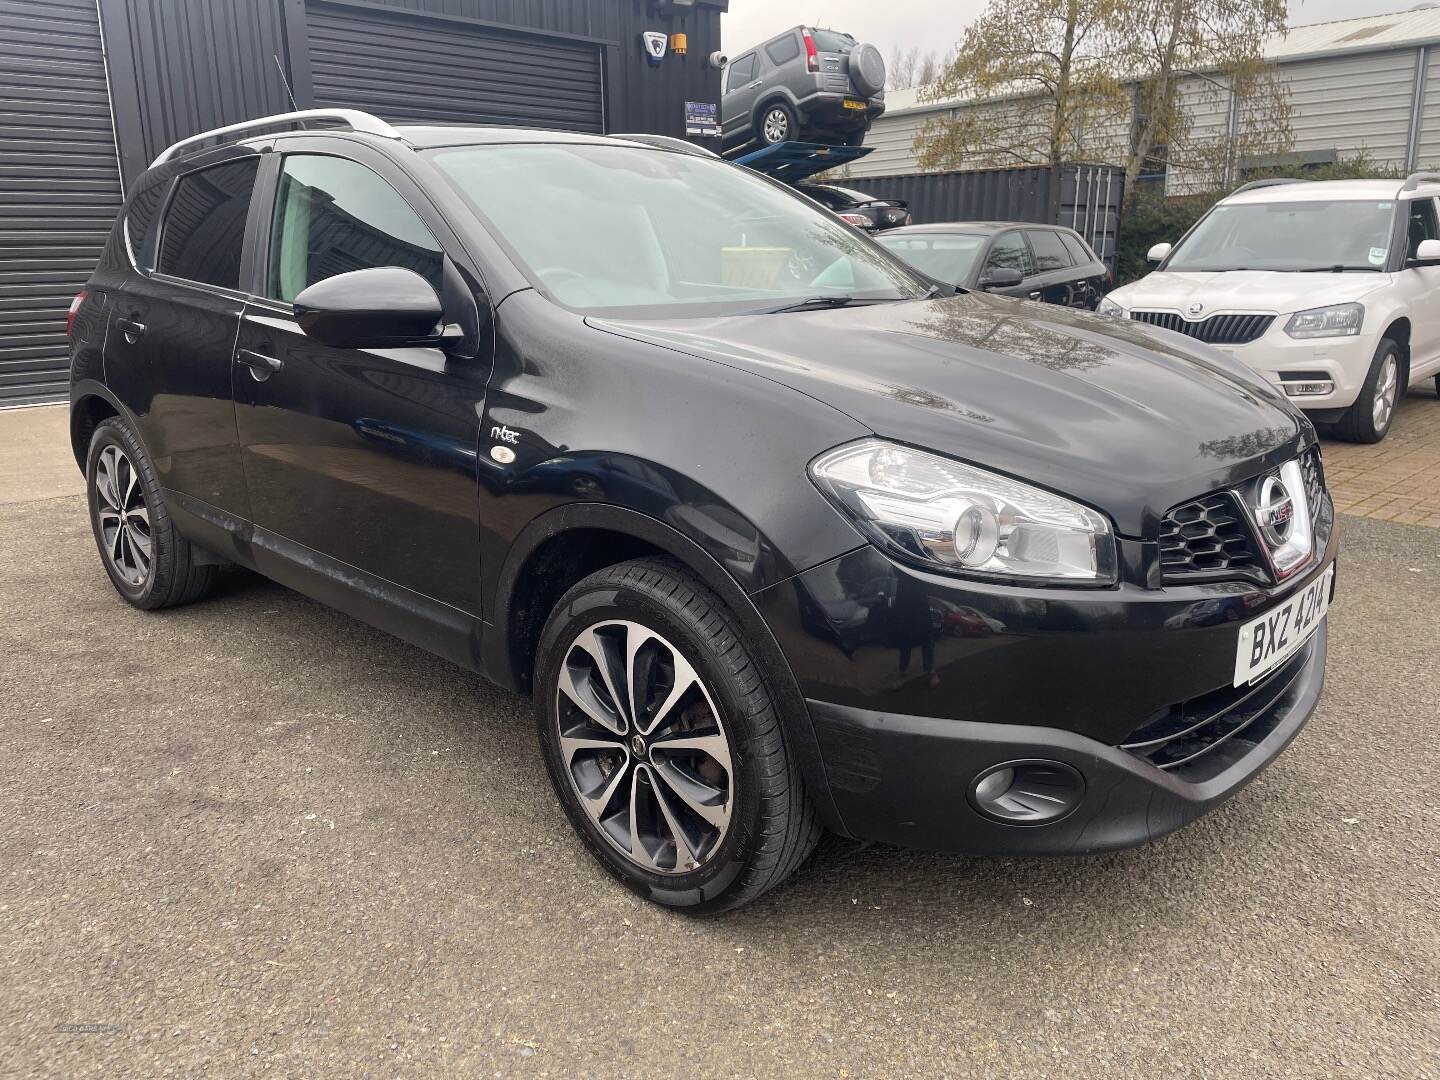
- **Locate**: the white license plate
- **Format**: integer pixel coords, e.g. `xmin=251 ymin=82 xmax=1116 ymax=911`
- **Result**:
xmin=1233 ymin=565 xmax=1333 ymax=686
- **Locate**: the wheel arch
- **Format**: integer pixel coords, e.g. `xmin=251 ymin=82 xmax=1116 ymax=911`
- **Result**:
xmin=485 ymin=502 xmax=848 ymax=834
xmin=1381 ymin=317 xmax=1411 ymax=381
xmin=69 ymin=380 xmax=133 ymax=473
xmin=753 ymin=93 xmax=799 ymax=136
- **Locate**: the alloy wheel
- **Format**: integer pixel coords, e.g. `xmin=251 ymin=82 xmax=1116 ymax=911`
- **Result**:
xmin=554 ymin=620 xmax=734 ymax=874
xmin=763 ymin=109 xmax=790 ymax=143
xmin=94 ymin=445 xmax=152 ymax=587
xmin=1373 ymin=353 xmax=1398 ymax=432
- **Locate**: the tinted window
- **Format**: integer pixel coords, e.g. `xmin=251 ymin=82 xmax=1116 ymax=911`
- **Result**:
xmin=1406 ymin=198 xmax=1440 ymax=260
xmin=766 ymin=33 xmax=800 ymax=65
xmin=808 ymin=29 xmax=856 ymax=53
xmin=1060 ymin=232 xmax=1097 ymax=266
xmin=800 ymin=186 xmax=852 ymax=209
xmin=727 ymin=54 xmax=756 ymax=89
xmin=157 ymin=159 xmax=259 ymax=289
xmin=268 ymin=155 xmax=443 ymax=303
xmin=985 ymin=232 xmax=1034 ymax=277
xmin=126 ymin=180 xmax=167 ymax=266
xmin=1028 ymin=230 xmax=1072 ymax=272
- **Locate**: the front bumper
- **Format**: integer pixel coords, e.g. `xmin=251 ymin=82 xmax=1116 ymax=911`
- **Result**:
xmin=756 ymin=536 xmax=1337 ymax=854
xmin=1209 ymin=330 xmax=1376 ymax=412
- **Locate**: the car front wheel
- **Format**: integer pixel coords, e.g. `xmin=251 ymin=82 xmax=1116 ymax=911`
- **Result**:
xmin=534 ymin=558 xmax=820 ymax=913
xmin=1335 ymin=338 xmax=1402 ymax=443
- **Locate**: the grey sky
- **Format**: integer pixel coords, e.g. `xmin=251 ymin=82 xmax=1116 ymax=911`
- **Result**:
xmin=721 ymin=1 xmax=1417 ymax=62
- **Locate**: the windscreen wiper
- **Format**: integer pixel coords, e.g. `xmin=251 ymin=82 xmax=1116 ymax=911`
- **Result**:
xmin=762 ymin=295 xmax=866 ymax=314
xmin=1297 ymin=265 xmax=1381 ymax=272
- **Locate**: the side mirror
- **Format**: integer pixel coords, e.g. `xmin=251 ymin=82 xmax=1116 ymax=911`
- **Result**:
xmin=293 ymin=266 xmax=458 ymax=350
xmin=980 ymin=267 xmax=1024 ymax=290
xmin=1414 ymin=238 xmax=1440 ymax=265
xmin=1146 ymin=242 xmax=1172 ymax=267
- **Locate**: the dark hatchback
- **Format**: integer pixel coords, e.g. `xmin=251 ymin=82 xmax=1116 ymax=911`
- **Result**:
xmin=69 ymin=112 xmax=1336 ymax=913
xmin=794 ymin=182 xmax=912 ymax=232
xmin=879 ymin=221 xmax=1111 ymax=308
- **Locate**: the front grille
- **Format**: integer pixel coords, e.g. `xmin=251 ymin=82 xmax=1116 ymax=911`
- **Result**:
xmin=1119 ymin=633 xmax=1318 ymax=782
xmin=1300 ymin=446 xmax=1332 ymax=535
xmin=1159 ymin=492 xmax=1263 ymax=581
xmin=1131 ymin=310 xmax=1275 ymax=345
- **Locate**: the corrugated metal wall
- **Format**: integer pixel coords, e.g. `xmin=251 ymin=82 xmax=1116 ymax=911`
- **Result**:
xmin=306 ymin=0 xmax=605 ymax=130
xmin=0 ymin=0 xmax=123 ymax=406
xmin=839 ymin=164 xmax=1125 ymax=269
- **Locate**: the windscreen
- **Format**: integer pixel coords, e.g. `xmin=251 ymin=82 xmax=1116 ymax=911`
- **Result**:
xmin=878 ymin=233 xmax=986 ymax=284
xmin=430 ymin=144 xmax=927 ymax=317
xmin=1166 ymin=199 xmax=1395 ymax=272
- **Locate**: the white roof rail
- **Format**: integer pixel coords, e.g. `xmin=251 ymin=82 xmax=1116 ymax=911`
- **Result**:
xmin=1401 ymin=171 xmax=1440 ymax=192
xmin=150 ymin=109 xmax=402 ymax=168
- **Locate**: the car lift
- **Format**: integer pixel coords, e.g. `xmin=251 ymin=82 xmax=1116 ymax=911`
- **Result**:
xmin=728 ymin=141 xmax=875 ymax=185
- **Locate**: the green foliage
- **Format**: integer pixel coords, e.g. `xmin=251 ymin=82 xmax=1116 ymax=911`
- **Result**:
xmin=1116 ymin=152 xmax=1406 ymax=284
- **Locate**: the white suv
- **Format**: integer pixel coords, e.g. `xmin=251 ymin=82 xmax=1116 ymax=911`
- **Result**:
xmin=1101 ymin=175 xmax=1440 ymax=442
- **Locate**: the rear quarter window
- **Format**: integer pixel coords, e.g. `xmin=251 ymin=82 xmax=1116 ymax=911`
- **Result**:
xmin=1027 ymin=230 xmax=1073 ymax=272
xmin=125 ymin=180 xmax=168 ymax=268
xmin=766 ymin=32 xmax=800 ymax=65
xmin=1060 ymin=232 xmax=1098 ymax=266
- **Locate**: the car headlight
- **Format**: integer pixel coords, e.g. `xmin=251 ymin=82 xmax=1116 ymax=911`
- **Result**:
xmin=1284 ymin=303 xmax=1363 ymax=339
xmin=809 ymin=440 xmax=1117 ymax=584
xmin=1096 ymin=296 xmax=1125 ymax=317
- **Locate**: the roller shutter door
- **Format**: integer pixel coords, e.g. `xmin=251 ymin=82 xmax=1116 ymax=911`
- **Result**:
xmin=307 ymin=2 xmax=604 ymax=133
xmin=0 ymin=0 xmax=123 ymax=406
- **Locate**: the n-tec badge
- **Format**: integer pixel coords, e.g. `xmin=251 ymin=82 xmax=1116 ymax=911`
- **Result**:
xmin=1256 ymin=475 xmax=1295 ymax=547
xmin=1187 ymin=301 xmax=1205 ymax=317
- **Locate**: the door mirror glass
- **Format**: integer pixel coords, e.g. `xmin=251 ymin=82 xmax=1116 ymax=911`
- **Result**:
xmin=1415 ymin=238 xmax=1440 ymax=264
xmin=293 ymin=266 xmax=447 ymax=349
xmin=1146 ymin=242 xmax=1172 ymax=265
xmin=980 ymin=267 xmax=1024 ymax=289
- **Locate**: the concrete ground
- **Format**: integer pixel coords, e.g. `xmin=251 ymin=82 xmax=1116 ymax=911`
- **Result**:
xmin=2 ymin=403 xmax=1438 ymax=1079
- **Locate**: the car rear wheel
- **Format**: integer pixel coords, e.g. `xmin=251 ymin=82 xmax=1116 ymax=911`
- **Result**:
xmin=534 ymin=558 xmax=820 ymax=913
xmin=86 ymin=416 xmax=217 ymax=609
xmin=759 ymin=102 xmax=797 ymax=145
xmin=1335 ymin=339 xmax=1402 ymax=443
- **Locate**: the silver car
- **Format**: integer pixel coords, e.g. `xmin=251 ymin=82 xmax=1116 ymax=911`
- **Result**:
xmin=721 ymin=26 xmax=886 ymax=153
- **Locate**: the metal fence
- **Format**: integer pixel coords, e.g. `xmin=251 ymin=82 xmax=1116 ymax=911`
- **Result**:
xmin=841 ymin=163 xmax=1126 ymax=270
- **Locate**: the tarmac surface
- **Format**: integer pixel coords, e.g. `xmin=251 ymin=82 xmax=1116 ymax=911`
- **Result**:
xmin=2 ymin=405 xmax=1438 ymax=1078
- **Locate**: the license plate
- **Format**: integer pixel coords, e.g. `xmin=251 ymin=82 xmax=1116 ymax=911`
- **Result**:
xmin=1233 ymin=565 xmax=1333 ymax=686
xmin=843 ymin=99 xmax=867 ymax=110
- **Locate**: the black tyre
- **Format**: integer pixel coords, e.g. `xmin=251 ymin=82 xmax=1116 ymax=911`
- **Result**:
xmin=758 ymin=101 xmax=797 ymax=145
xmin=86 ymin=416 xmax=217 ymax=610
xmin=534 ymin=558 xmax=820 ymax=914
xmin=1335 ymin=339 xmax=1402 ymax=443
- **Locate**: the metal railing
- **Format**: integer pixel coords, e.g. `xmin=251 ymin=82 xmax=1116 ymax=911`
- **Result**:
xmin=150 ymin=109 xmax=401 ymax=168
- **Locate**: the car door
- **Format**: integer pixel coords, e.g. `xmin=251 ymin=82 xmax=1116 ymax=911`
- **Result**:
xmin=103 ymin=150 xmax=262 ymax=517
xmin=1398 ymin=196 xmax=1440 ymax=378
xmin=1058 ymin=230 xmax=1108 ymax=309
xmin=721 ymin=52 xmax=761 ymax=147
xmin=978 ymin=231 xmax=1036 ymax=298
xmin=232 ymin=142 xmax=491 ymax=616
xmin=1025 ymin=229 xmax=1086 ymax=306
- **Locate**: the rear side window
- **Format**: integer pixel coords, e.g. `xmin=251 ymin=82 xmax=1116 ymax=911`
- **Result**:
xmin=766 ymin=32 xmax=801 ymax=66
xmin=986 ymin=232 xmax=1035 ymax=277
xmin=156 ymin=159 xmax=259 ymax=289
xmin=125 ymin=181 xmax=167 ymax=266
xmin=1060 ymin=232 xmax=1098 ymax=266
xmin=727 ymin=54 xmax=756 ymax=89
xmin=268 ymin=154 xmax=443 ymax=304
xmin=1406 ymin=197 xmax=1440 ymax=260
xmin=1028 ymin=230 xmax=1072 ymax=272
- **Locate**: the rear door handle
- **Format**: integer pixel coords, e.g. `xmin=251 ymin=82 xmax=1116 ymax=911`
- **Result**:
xmin=1028 ymin=291 xmax=1042 ymax=300
xmin=116 ymin=317 xmax=145 ymax=339
xmin=237 ymin=348 xmax=283 ymax=378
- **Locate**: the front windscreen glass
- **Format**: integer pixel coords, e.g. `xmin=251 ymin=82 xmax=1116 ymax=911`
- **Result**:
xmin=1165 ymin=200 xmax=1395 ymax=272
xmin=430 ymin=144 xmax=927 ymax=317
xmin=878 ymin=232 xmax=986 ymax=284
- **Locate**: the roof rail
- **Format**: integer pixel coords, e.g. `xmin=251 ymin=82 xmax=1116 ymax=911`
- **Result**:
xmin=1228 ymin=177 xmax=1309 ymax=196
xmin=150 ymin=109 xmax=402 ymax=168
xmin=1402 ymin=171 xmax=1440 ymax=192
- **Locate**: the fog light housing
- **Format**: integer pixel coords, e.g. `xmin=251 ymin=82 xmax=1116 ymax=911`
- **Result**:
xmin=968 ymin=759 xmax=1085 ymax=825
xmin=1282 ymin=380 xmax=1335 ymax=397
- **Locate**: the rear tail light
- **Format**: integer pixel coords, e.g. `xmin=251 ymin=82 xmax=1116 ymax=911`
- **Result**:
xmin=66 ymin=291 xmax=87 ymax=337
xmin=802 ymin=28 xmax=819 ymax=72
xmin=839 ymin=212 xmax=869 ymax=228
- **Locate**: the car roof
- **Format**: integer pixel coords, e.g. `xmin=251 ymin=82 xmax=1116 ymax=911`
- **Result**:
xmin=1220 ymin=178 xmax=1419 ymax=204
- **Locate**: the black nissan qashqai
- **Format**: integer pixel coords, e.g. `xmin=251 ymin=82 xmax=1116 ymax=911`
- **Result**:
xmin=68 ymin=111 xmax=1336 ymax=913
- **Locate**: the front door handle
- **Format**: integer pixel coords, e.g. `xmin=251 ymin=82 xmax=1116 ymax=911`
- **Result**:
xmin=237 ymin=348 xmax=283 ymax=379
xmin=1028 ymin=291 xmax=1042 ymax=300
xmin=116 ymin=317 xmax=145 ymax=341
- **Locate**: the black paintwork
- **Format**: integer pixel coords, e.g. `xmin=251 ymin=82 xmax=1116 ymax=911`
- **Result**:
xmin=793 ymin=183 xmax=911 ymax=232
xmin=71 ymin=125 xmax=1332 ymax=854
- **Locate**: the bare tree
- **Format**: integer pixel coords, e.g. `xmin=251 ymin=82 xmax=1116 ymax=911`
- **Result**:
xmin=915 ymin=0 xmax=1129 ymax=171
xmin=888 ymin=46 xmax=919 ymax=90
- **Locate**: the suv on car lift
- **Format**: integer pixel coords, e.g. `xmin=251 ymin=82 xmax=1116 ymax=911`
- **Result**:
xmin=1103 ymin=175 xmax=1440 ymax=443
xmin=70 ymin=111 xmax=1336 ymax=913
xmin=721 ymin=26 xmax=886 ymax=153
